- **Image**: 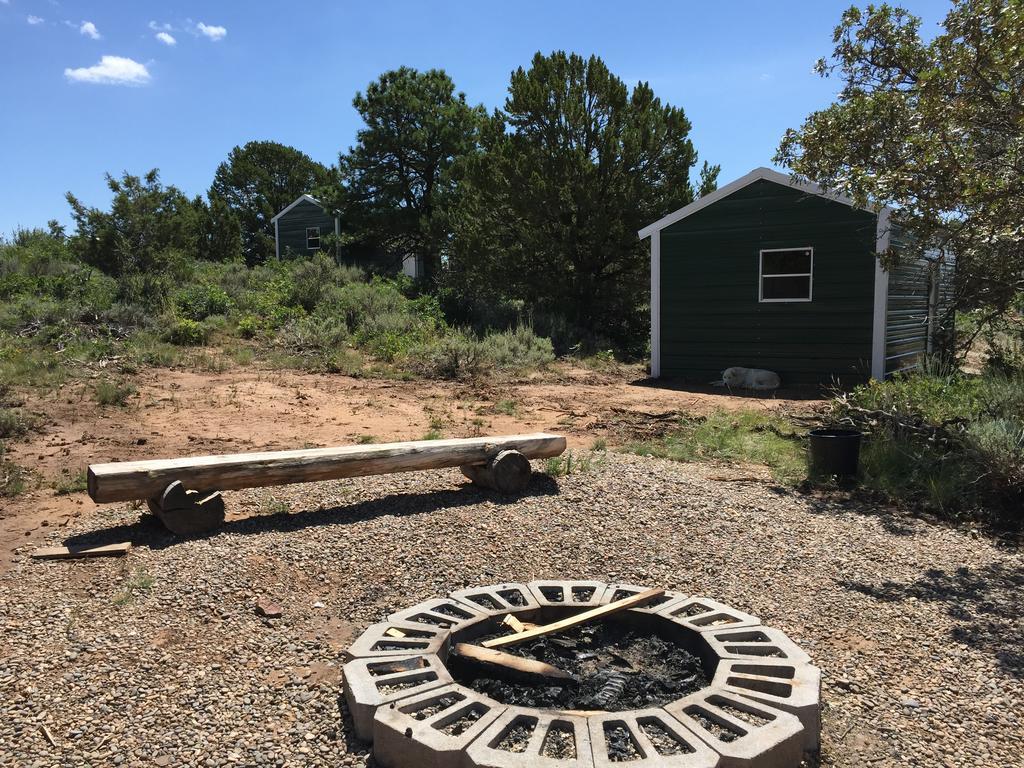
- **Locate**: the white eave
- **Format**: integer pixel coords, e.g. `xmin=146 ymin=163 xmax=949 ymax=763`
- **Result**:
xmin=637 ymin=166 xmax=890 ymax=240
xmin=271 ymin=193 xmax=325 ymax=223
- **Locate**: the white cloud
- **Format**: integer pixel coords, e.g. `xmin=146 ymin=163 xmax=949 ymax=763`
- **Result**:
xmin=80 ymin=21 xmax=100 ymax=40
xmin=196 ymin=22 xmax=226 ymax=41
xmin=149 ymin=21 xmax=173 ymax=32
xmin=155 ymin=31 xmax=176 ymax=46
xmin=27 ymin=15 xmax=45 ymax=25
xmin=64 ymin=55 xmax=151 ymax=86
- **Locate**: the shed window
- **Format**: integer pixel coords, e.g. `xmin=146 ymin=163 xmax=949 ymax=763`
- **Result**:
xmin=759 ymin=247 xmax=813 ymax=302
xmin=306 ymin=227 xmax=321 ymax=250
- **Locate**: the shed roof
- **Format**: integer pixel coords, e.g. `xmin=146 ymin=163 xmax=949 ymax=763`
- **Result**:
xmin=637 ymin=167 xmax=889 ymax=239
xmin=270 ymin=194 xmax=327 ymax=223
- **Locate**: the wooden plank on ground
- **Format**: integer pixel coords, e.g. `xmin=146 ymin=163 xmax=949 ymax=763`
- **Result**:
xmin=31 ymin=542 xmax=131 ymax=560
xmin=453 ymin=643 xmax=574 ymax=680
xmin=87 ymin=433 xmax=566 ymax=503
xmin=481 ymin=588 xmax=666 ymax=649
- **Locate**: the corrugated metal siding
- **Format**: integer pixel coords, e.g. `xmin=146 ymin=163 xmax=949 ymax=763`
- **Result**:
xmin=277 ymin=199 xmax=336 ymax=258
xmin=884 ymin=257 xmax=931 ymax=374
xmin=884 ymin=225 xmax=956 ymax=373
xmin=659 ymin=179 xmax=877 ymax=388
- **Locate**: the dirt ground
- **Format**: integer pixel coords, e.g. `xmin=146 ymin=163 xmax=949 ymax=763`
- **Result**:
xmin=1 ymin=363 xmax=822 ymax=570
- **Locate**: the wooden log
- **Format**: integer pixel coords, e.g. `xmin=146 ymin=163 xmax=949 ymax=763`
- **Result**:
xmin=146 ymin=481 xmax=225 ymax=536
xmin=32 ymin=542 xmax=131 ymax=560
xmin=481 ymin=588 xmax=666 ymax=649
xmin=453 ymin=643 xmax=574 ymax=681
xmin=88 ymin=433 xmax=566 ymax=504
xmin=460 ymin=449 xmax=532 ymax=494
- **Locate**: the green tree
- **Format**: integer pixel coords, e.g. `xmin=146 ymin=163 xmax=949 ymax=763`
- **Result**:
xmin=66 ymin=169 xmax=202 ymax=277
xmin=210 ymin=141 xmax=331 ymax=265
xmin=197 ymin=196 xmax=243 ymax=263
xmin=776 ymin=0 xmax=1024 ymax=319
xmin=448 ymin=51 xmax=717 ymax=351
xmin=331 ymin=67 xmax=485 ymax=280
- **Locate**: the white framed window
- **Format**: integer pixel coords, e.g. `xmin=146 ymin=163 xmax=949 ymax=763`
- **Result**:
xmin=306 ymin=226 xmax=321 ymax=250
xmin=759 ymin=247 xmax=813 ymax=302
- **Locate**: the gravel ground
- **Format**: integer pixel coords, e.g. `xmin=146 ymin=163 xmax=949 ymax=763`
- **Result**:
xmin=1 ymin=453 xmax=1021 ymax=767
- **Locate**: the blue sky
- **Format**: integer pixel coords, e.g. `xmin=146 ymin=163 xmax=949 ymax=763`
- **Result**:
xmin=0 ymin=1 xmax=952 ymax=236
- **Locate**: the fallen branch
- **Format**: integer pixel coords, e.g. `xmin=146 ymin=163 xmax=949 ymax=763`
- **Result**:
xmin=482 ymin=588 xmax=665 ymax=649
xmin=453 ymin=643 xmax=574 ymax=681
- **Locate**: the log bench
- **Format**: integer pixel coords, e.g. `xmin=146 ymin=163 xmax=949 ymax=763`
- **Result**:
xmin=87 ymin=433 xmax=566 ymax=536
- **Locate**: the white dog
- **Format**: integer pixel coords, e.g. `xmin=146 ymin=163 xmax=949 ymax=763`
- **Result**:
xmin=711 ymin=366 xmax=781 ymax=391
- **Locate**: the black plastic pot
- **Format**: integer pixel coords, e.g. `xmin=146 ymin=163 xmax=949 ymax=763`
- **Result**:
xmin=807 ymin=427 xmax=862 ymax=477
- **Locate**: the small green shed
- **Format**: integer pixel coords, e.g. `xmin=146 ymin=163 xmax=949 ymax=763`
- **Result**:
xmin=272 ymin=194 xmax=340 ymax=259
xmin=638 ymin=168 xmax=952 ymax=388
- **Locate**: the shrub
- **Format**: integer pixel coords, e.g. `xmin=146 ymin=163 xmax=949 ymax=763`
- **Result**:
xmin=94 ymin=379 xmax=136 ymax=406
xmin=236 ymin=315 xmax=260 ymax=339
xmin=0 ymin=408 xmax=31 ymax=438
xmin=275 ymin=316 xmax=349 ymax=352
xmin=477 ymin=326 xmax=554 ymax=370
xmin=166 ymin=319 xmax=209 ymax=346
xmin=0 ymin=445 xmax=27 ymax=497
xmin=174 ymin=284 xmax=232 ymax=320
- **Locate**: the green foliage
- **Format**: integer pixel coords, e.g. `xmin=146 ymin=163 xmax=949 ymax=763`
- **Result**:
xmin=114 ymin=568 xmax=155 ymax=605
xmin=66 ymin=170 xmax=204 ymax=281
xmin=447 ymin=51 xmax=718 ymax=353
xmin=174 ymin=284 xmax=232 ymax=320
xmin=166 ymin=319 xmax=209 ymax=346
xmin=839 ymin=370 xmax=1024 ymax=517
xmin=494 ymin=399 xmax=519 ymax=417
xmin=53 ymin=468 xmax=88 ymax=495
xmin=0 ymin=408 xmax=32 ymax=438
xmin=407 ymin=326 xmax=554 ymax=380
xmin=333 ymin=67 xmax=486 ymax=280
xmin=94 ymin=379 xmax=137 ymax=406
xmin=777 ymin=0 xmax=1024 ymax=317
xmin=0 ymin=445 xmax=27 ymax=497
xmin=210 ymin=141 xmax=332 ymax=265
xmin=544 ymin=450 xmax=606 ymax=478
xmin=623 ymin=411 xmax=806 ymax=484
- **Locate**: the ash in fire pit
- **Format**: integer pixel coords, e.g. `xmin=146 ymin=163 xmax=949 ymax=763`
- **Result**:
xmin=449 ymin=621 xmax=708 ymax=711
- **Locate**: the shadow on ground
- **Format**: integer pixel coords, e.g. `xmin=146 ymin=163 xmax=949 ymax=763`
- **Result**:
xmin=62 ymin=474 xmax=561 ymax=552
xmin=628 ymin=375 xmax=827 ymax=402
xmin=839 ymin=562 xmax=1024 ymax=678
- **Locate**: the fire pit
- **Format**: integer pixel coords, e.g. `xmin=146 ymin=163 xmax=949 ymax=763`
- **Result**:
xmin=342 ymin=580 xmax=820 ymax=767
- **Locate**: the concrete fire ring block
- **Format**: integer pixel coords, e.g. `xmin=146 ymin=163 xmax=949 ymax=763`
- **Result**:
xmin=343 ymin=654 xmax=454 ymax=742
xmin=597 ymin=583 xmax=688 ymax=615
xmin=711 ymin=660 xmax=821 ymax=752
xmin=655 ymin=597 xmax=761 ymax=633
xmin=449 ymin=583 xmax=542 ymax=617
xmin=526 ymin=580 xmax=608 ymax=609
xmin=345 ymin=619 xmax=451 ymax=661
xmin=465 ymin=706 xmax=595 ymax=768
xmin=663 ymin=687 xmax=804 ymax=768
xmin=388 ymin=597 xmax=490 ymax=633
xmin=372 ymin=683 xmax=506 ymax=768
xmin=588 ymin=707 xmax=720 ymax=767
xmin=700 ymin=626 xmax=811 ymax=665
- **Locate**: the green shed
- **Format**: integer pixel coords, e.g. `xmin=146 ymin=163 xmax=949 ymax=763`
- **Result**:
xmin=638 ymin=168 xmax=952 ymax=388
xmin=272 ymin=194 xmax=340 ymax=259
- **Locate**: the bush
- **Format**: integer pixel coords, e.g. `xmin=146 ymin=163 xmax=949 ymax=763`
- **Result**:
xmin=94 ymin=378 xmax=136 ymax=406
xmin=166 ymin=319 xmax=209 ymax=346
xmin=237 ymin=315 xmax=260 ymax=339
xmin=477 ymin=326 xmax=554 ymax=370
xmin=174 ymin=284 xmax=232 ymax=320
xmin=837 ymin=370 xmax=1024 ymax=518
xmin=275 ymin=315 xmax=349 ymax=352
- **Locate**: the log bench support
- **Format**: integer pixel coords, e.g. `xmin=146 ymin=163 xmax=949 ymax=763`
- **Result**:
xmin=459 ymin=449 xmax=532 ymax=494
xmin=89 ymin=433 xmax=565 ymax=536
xmin=146 ymin=480 xmax=226 ymax=536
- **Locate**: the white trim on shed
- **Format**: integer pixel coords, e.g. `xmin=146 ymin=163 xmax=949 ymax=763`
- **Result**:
xmin=271 ymin=194 xmax=325 ymax=224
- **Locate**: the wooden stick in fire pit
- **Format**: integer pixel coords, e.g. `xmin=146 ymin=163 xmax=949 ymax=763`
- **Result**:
xmin=453 ymin=643 xmax=575 ymax=681
xmin=481 ymin=588 xmax=666 ymax=649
